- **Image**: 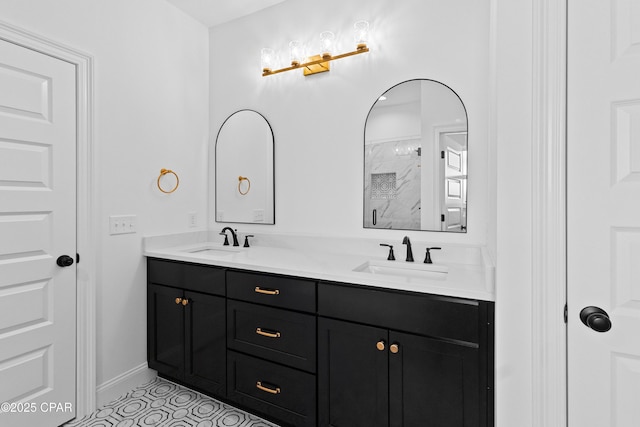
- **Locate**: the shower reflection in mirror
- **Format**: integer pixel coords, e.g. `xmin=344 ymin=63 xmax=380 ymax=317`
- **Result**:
xmin=364 ymin=79 xmax=468 ymax=232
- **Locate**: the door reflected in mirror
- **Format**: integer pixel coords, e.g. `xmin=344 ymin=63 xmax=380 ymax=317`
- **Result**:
xmin=215 ymin=110 xmax=275 ymax=224
xmin=364 ymin=79 xmax=467 ymax=232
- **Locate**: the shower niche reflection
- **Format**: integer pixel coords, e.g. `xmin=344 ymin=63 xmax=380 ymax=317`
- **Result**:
xmin=364 ymin=79 xmax=468 ymax=232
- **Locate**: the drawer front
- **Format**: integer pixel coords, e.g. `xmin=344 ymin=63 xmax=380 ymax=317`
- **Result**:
xmin=318 ymin=282 xmax=480 ymax=344
xmin=183 ymin=263 xmax=225 ymax=296
xmin=148 ymin=258 xmax=182 ymax=287
xmin=227 ymin=300 xmax=316 ymax=372
xmin=227 ymin=351 xmax=316 ymax=427
xmin=227 ymin=270 xmax=316 ymax=312
xmin=147 ymin=258 xmax=225 ymax=296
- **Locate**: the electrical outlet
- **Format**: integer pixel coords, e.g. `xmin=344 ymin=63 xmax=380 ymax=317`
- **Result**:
xmin=109 ymin=215 xmax=137 ymax=235
xmin=188 ymin=212 xmax=197 ymax=228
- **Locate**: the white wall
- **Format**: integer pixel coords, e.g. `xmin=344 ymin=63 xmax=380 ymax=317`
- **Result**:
xmin=0 ymin=0 xmax=209 ymax=399
xmin=210 ymin=0 xmax=536 ymax=426
xmin=209 ymin=0 xmax=491 ymax=248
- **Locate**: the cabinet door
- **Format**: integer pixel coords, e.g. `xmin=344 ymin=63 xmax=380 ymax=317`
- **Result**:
xmin=388 ymin=331 xmax=480 ymax=427
xmin=148 ymin=284 xmax=184 ymax=379
xmin=318 ymin=318 xmax=388 ymax=427
xmin=184 ymin=290 xmax=226 ymax=397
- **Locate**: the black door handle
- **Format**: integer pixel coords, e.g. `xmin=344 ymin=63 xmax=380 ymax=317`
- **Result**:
xmin=56 ymin=255 xmax=74 ymax=267
xmin=580 ymin=306 xmax=612 ymax=332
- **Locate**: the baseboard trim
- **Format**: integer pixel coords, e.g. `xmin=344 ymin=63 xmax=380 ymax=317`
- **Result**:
xmin=96 ymin=363 xmax=157 ymax=408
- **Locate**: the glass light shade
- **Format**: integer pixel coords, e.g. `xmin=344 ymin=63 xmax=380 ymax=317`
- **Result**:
xmin=319 ymin=31 xmax=335 ymax=59
xmin=261 ymin=48 xmax=276 ymax=73
xmin=289 ymin=40 xmax=305 ymax=66
xmin=354 ymin=20 xmax=369 ymax=50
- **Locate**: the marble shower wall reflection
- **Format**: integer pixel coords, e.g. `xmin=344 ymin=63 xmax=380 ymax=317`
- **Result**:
xmin=364 ymin=139 xmax=421 ymax=229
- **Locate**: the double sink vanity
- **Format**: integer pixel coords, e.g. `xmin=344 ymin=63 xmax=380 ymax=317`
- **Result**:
xmin=144 ymin=230 xmax=495 ymax=427
xmin=148 ymin=78 xmax=492 ymax=426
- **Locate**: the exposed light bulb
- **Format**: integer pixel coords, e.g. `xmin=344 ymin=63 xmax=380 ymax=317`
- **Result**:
xmin=289 ymin=40 xmax=305 ymax=66
xmin=261 ymin=48 xmax=275 ymax=73
xmin=319 ymin=31 xmax=335 ymax=59
xmin=354 ymin=20 xmax=369 ymax=50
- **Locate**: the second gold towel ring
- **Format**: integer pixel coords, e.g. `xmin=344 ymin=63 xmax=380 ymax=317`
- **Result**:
xmin=158 ymin=169 xmax=179 ymax=194
xmin=238 ymin=176 xmax=251 ymax=195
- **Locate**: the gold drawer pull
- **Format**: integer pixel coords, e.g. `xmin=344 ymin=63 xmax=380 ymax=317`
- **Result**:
xmin=256 ymin=381 xmax=281 ymax=395
xmin=181 ymin=298 xmax=189 ymax=306
xmin=256 ymin=328 xmax=281 ymax=338
xmin=376 ymin=340 xmax=386 ymax=351
xmin=175 ymin=297 xmax=183 ymax=305
xmin=254 ymin=286 xmax=280 ymax=295
xmin=390 ymin=343 xmax=399 ymax=354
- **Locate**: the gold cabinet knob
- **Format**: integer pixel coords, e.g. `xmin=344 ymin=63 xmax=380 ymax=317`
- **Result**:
xmin=390 ymin=343 xmax=399 ymax=354
xmin=181 ymin=298 xmax=189 ymax=306
xmin=376 ymin=341 xmax=386 ymax=351
xmin=175 ymin=297 xmax=182 ymax=305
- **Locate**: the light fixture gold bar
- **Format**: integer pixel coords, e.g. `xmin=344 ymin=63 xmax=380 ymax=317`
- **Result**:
xmin=303 ymin=55 xmax=330 ymax=76
xmin=262 ymin=47 xmax=369 ymax=77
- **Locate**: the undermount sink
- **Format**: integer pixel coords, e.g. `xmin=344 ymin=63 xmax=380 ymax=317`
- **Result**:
xmin=181 ymin=244 xmax=242 ymax=257
xmin=353 ymin=260 xmax=448 ymax=281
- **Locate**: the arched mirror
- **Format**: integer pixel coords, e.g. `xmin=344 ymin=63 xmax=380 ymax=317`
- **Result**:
xmin=215 ymin=110 xmax=275 ymax=224
xmin=364 ymin=79 xmax=468 ymax=232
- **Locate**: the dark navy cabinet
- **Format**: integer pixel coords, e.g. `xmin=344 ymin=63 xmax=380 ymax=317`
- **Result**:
xmin=318 ymin=282 xmax=493 ymax=427
xmin=226 ymin=270 xmax=317 ymax=427
xmin=147 ymin=258 xmax=494 ymax=427
xmin=147 ymin=259 xmax=226 ymax=397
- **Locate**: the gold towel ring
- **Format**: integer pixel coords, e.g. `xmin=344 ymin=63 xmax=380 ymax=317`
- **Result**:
xmin=157 ymin=169 xmax=179 ymax=194
xmin=238 ymin=176 xmax=251 ymax=195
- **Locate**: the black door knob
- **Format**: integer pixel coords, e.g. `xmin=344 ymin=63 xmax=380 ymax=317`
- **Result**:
xmin=56 ymin=255 xmax=74 ymax=267
xmin=580 ymin=306 xmax=612 ymax=332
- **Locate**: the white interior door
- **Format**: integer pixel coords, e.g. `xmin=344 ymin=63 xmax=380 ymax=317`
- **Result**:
xmin=0 ymin=39 xmax=77 ymax=426
xmin=568 ymin=0 xmax=640 ymax=425
xmin=439 ymin=131 xmax=467 ymax=232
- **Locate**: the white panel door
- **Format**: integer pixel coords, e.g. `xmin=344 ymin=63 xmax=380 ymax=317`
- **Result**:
xmin=568 ymin=0 xmax=640 ymax=425
xmin=439 ymin=131 xmax=467 ymax=232
xmin=0 ymin=39 xmax=76 ymax=426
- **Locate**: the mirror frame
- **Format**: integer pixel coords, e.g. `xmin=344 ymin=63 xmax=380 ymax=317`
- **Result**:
xmin=363 ymin=78 xmax=469 ymax=232
xmin=214 ymin=109 xmax=275 ymax=225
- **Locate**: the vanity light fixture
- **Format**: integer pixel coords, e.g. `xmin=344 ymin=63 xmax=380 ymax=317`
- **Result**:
xmin=261 ymin=20 xmax=370 ymax=77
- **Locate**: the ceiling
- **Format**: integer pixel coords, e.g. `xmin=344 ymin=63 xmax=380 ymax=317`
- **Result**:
xmin=164 ymin=0 xmax=287 ymax=28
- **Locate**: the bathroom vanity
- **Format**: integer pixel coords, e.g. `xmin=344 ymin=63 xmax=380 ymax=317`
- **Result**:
xmin=145 ymin=232 xmax=494 ymax=427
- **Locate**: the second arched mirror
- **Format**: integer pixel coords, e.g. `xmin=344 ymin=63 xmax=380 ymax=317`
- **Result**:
xmin=364 ymin=79 xmax=468 ymax=232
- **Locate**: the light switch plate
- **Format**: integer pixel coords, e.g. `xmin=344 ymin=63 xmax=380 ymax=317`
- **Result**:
xmin=109 ymin=215 xmax=137 ymax=235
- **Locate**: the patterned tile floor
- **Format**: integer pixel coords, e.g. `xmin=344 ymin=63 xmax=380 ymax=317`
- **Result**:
xmin=64 ymin=377 xmax=279 ymax=427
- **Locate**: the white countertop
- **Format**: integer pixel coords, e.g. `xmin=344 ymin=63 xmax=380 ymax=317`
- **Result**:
xmin=143 ymin=231 xmax=495 ymax=302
